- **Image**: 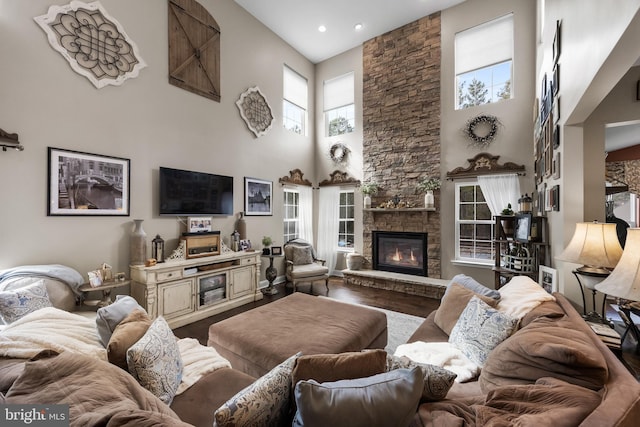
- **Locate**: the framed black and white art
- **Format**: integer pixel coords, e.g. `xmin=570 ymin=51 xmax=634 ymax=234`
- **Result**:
xmin=244 ymin=177 xmax=272 ymax=216
xmin=48 ymin=147 xmax=130 ymax=216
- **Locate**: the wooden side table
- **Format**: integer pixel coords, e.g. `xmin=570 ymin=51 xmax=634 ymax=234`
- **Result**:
xmin=79 ymin=280 xmax=131 ymax=308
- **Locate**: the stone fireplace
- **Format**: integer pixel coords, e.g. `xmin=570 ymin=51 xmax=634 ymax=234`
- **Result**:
xmin=372 ymin=231 xmax=428 ymax=276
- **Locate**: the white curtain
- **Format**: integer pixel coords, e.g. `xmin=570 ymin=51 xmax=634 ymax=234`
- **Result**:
xmin=477 ymin=173 xmax=521 ymax=216
xmin=298 ymin=185 xmax=313 ymax=243
xmin=317 ymin=186 xmax=340 ymax=275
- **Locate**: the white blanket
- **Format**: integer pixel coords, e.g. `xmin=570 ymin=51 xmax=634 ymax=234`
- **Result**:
xmin=394 ymin=341 xmax=481 ymax=382
xmin=176 ymin=337 xmax=231 ymax=394
xmin=0 ymin=307 xmax=106 ymax=360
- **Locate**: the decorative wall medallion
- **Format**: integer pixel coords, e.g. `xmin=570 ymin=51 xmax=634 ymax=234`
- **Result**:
xmin=329 ymin=142 xmax=350 ymax=164
xmin=236 ymin=87 xmax=274 ymax=137
xmin=464 ymin=114 xmax=500 ymax=147
xmin=34 ymin=1 xmax=147 ymax=89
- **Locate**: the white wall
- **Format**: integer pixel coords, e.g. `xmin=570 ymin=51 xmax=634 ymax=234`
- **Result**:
xmin=0 ymin=0 xmax=315 ymax=281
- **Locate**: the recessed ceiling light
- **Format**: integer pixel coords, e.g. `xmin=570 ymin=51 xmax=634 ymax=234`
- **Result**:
xmin=318 ymin=25 xmax=327 ymax=33
xmin=354 ymin=23 xmax=363 ymax=31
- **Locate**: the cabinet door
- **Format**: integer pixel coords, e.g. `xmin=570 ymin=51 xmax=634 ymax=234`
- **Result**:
xmin=198 ymin=272 xmax=228 ymax=309
xmin=230 ymin=266 xmax=254 ymax=299
xmin=158 ymin=279 xmax=194 ymax=320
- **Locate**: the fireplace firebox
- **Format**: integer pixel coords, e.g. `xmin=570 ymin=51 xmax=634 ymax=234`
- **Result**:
xmin=372 ymin=231 xmax=428 ymax=276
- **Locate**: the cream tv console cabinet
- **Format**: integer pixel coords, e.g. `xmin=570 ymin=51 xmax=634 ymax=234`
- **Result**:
xmin=130 ymin=251 xmax=262 ymax=328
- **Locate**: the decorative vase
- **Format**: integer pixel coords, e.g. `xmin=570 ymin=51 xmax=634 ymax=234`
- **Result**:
xmin=346 ymin=253 xmax=364 ymax=270
xmin=364 ymin=195 xmax=371 ymax=209
xmin=130 ymin=219 xmax=147 ymax=266
xmin=425 ymin=190 xmax=435 ymax=209
xmin=237 ymin=212 xmax=247 ymax=240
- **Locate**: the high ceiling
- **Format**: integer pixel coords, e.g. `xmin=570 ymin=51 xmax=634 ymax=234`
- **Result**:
xmin=234 ymin=0 xmax=466 ymax=64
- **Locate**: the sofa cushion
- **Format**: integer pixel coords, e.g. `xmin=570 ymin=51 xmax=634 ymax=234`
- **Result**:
xmin=479 ymin=317 xmax=609 ymax=393
xmin=449 ymin=296 xmax=518 ymax=367
xmin=496 ymin=276 xmax=555 ymax=320
xmin=445 ymin=274 xmax=500 ymax=300
xmin=293 ymin=367 xmax=423 ymax=427
xmin=520 ymin=299 xmax=565 ymax=328
xmin=291 ymin=349 xmax=387 ymax=386
xmin=214 ymin=352 xmax=300 ymax=427
xmin=0 ymin=280 xmax=52 ymax=324
xmin=386 ymin=354 xmax=457 ymax=401
xmin=96 ymin=295 xmax=145 ymax=347
xmin=107 ymin=309 xmax=152 ymax=370
xmin=434 ymin=283 xmax=499 ymax=335
xmin=126 ymin=316 xmax=183 ymax=405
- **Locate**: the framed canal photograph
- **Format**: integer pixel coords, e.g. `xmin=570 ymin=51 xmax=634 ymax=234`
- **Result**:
xmin=244 ymin=177 xmax=272 ymax=216
xmin=48 ymin=147 xmax=130 ymax=216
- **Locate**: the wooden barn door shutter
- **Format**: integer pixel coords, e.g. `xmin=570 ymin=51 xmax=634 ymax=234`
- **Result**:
xmin=168 ymin=0 xmax=220 ymax=101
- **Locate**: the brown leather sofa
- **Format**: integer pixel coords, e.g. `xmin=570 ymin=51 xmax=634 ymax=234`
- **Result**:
xmin=408 ymin=293 xmax=640 ymax=427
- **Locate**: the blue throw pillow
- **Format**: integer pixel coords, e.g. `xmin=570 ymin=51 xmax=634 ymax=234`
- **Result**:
xmin=445 ymin=274 xmax=500 ymax=300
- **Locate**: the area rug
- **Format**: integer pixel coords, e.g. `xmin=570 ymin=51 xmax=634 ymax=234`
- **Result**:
xmin=319 ymin=296 xmax=425 ymax=354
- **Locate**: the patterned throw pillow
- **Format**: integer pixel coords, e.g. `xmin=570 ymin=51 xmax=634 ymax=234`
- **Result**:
xmin=449 ymin=296 xmax=518 ymax=367
xmin=386 ymin=354 xmax=457 ymax=401
xmin=291 ymin=246 xmax=314 ymax=265
xmin=0 ymin=280 xmax=52 ymax=323
xmin=126 ymin=316 xmax=183 ymax=405
xmin=214 ymin=352 xmax=301 ymax=427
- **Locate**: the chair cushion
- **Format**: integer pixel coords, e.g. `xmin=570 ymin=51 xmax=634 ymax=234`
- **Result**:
xmin=292 ymin=246 xmax=314 ymax=265
xmin=289 ymin=263 xmax=329 ymax=279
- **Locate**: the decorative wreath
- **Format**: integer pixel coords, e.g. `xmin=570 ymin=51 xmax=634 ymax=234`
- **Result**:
xmin=464 ymin=114 xmax=500 ymax=147
xmin=329 ymin=142 xmax=350 ymax=163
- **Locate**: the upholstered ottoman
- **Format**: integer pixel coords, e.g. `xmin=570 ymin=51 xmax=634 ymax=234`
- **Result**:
xmin=207 ymin=293 xmax=388 ymax=377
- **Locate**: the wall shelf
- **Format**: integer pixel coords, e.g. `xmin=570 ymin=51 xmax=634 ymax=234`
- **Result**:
xmin=364 ymin=207 xmax=436 ymax=213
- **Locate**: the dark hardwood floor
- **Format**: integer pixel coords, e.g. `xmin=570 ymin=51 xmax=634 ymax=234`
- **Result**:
xmin=173 ymin=278 xmax=640 ymax=381
xmin=173 ymin=278 xmax=440 ymax=345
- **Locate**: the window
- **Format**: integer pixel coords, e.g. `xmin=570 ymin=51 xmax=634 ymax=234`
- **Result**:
xmin=283 ymin=189 xmax=300 ymax=242
xmin=338 ymin=190 xmax=355 ymax=249
xmin=455 ymin=182 xmax=494 ymax=264
xmin=455 ymin=14 xmax=513 ymax=109
xmin=324 ymin=72 xmax=355 ymax=137
xmin=283 ymin=65 xmax=307 ymax=135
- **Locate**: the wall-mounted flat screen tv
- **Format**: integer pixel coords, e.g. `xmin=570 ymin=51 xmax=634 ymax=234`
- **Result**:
xmin=159 ymin=167 xmax=233 ymax=216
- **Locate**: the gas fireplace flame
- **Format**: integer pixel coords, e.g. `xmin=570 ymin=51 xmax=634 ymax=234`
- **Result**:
xmin=392 ymin=248 xmax=402 ymax=262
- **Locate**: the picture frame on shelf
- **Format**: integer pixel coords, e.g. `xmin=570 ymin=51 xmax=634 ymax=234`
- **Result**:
xmin=270 ymin=246 xmax=282 ymax=256
xmin=48 ymin=147 xmax=130 ymax=216
xmin=514 ymin=213 xmax=532 ymax=243
xmin=244 ymin=177 xmax=272 ymax=216
xmin=539 ymin=265 xmax=558 ymax=294
xmin=188 ymin=216 xmax=212 ymax=233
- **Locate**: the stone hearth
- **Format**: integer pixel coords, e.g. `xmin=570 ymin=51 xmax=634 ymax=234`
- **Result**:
xmin=343 ymin=269 xmax=446 ymax=300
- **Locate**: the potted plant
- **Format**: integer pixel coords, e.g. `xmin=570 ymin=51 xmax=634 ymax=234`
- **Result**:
xmin=359 ymin=182 xmax=379 ymax=208
xmin=417 ymin=177 xmax=441 ymax=208
xmin=500 ymin=203 xmax=515 ymax=237
xmin=261 ymin=236 xmax=272 ymax=255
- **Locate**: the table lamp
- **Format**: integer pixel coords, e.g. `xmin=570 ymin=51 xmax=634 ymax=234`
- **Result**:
xmin=596 ymin=228 xmax=640 ymax=352
xmin=557 ymin=222 xmax=623 ymax=322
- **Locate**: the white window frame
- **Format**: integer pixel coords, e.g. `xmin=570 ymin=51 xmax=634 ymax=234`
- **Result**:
xmin=338 ymin=189 xmax=355 ymax=250
xmin=454 ymin=181 xmax=494 ymax=266
xmin=455 ymin=14 xmax=514 ymax=110
xmin=324 ymin=72 xmax=355 ymax=137
xmin=283 ymin=188 xmax=300 ymax=242
xmin=283 ymin=65 xmax=308 ymax=135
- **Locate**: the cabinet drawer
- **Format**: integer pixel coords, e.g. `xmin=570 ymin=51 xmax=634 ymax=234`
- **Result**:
xmin=240 ymin=257 xmax=256 ymax=266
xmin=157 ymin=270 xmax=182 ymax=282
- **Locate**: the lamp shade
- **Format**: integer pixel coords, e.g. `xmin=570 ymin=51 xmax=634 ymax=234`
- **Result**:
xmin=596 ymin=228 xmax=640 ymax=301
xmin=556 ymin=222 xmax=623 ymax=271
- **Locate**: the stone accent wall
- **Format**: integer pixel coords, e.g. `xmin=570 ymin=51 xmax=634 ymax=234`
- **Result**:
xmin=362 ymin=13 xmax=442 ymax=277
xmin=608 ymin=160 xmax=640 ymax=195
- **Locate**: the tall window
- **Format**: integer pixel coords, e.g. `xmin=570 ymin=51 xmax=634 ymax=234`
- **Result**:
xmin=283 ymin=189 xmax=300 ymax=242
xmin=324 ymin=72 xmax=355 ymax=137
xmin=283 ymin=65 xmax=307 ymax=135
xmin=455 ymin=182 xmax=494 ymax=264
xmin=455 ymin=14 xmax=513 ymax=109
xmin=338 ymin=190 xmax=355 ymax=249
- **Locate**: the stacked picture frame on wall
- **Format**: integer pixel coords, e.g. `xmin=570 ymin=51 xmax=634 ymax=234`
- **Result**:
xmin=533 ymin=20 xmax=562 ymax=213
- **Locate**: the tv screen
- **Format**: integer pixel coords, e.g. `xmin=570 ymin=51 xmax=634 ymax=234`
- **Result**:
xmin=159 ymin=167 xmax=233 ymax=216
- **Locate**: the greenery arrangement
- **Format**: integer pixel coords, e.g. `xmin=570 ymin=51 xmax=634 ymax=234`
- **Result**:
xmin=261 ymin=236 xmax=272 ymax=247
xmin=359 ymin=182 xmax=379 ymax=196
xmin=417 ymin=177 xmax=441 ymax=193
xmin=501 ymin=203 xmax=514 ymax=216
